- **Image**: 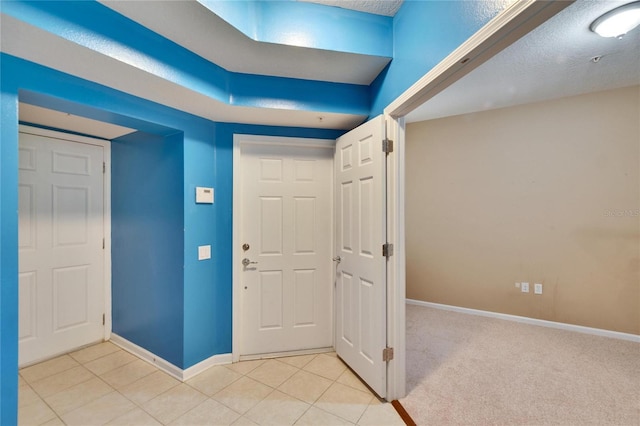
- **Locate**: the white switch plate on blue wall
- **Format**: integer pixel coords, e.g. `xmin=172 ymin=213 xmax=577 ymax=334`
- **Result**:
xmin=198 ymin=245 xmax=211 ymax=260
xmin=196 ymin=187 xmax=214 ymax=203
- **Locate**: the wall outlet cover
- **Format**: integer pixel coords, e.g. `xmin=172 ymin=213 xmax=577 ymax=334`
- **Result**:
xmin=534 ymin=283 xmax=543 ymax=294
xmin=521 ymin=282 xmax=529 ymax=293
xmin=198 ymin=245 xmax=211 ymax=260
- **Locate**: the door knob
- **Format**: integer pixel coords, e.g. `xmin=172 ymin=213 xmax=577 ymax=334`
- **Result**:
xmin=333 ymin=256 xmax=341 ymax=263
xmin=242 ymin=258 xmax=258 ymax=267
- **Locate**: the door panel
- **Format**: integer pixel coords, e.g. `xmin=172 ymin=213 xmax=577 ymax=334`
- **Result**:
xmin=293 ymin=269 xmax=315 ymax=325
xmin=18 ymin=272 xmax=37 ymax=341
xmin=18 ymin=131 xmax=105 ymax=366
xmin=335 ymin=115 xmax=387 ymax=397
xmin=53 ymin=265 xmax=89 ymax=330
xmin=240 ymin=142 xmax=333 ymax=356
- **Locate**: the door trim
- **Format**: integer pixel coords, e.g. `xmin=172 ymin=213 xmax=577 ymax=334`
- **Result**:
xmin=384 ymin=0 xmax=574 ymax=117
xmin=382 ymin=0 xmax=573 ymax=400
xmin=232 ymin=134 xmax=336 ymax=362
xmin=18 ymin=124 xmax=112 ymax=344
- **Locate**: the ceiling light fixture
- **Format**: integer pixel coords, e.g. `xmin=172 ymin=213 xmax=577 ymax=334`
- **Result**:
xmin=590 ymin=1 xmax=640 ymax=38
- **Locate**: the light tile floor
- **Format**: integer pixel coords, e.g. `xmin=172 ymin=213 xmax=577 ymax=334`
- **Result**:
xmin=19 ymin=342 xmax=405 ymax=426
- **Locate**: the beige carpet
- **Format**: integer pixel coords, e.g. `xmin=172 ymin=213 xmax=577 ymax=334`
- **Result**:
xmin=401 ymin=303 xmax=640 ymax=425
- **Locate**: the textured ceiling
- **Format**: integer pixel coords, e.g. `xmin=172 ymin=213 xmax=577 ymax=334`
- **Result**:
xmin=407 ymin=0 xmax=640 ymax=122
xmin=299 ymin=0 xmax=403 ymax=16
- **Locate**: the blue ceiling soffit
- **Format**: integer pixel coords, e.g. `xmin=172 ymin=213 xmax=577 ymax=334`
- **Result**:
xmin=1 ymin=0 xmax=371 ymax=128
xmin=198 ymin=0 xmax=393 ymax=57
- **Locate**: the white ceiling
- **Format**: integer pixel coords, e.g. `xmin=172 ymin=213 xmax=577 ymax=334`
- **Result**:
xmin=406 ymin=0 xmax=640 ymax=122
xmin=299 ymin=0 xmax=403 ymax=16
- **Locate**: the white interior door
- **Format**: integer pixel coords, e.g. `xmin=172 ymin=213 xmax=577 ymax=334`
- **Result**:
xmin=19 ymin=130 xmax=105 ymax=366
xmin=239 ymin=140 xmax=333 ymax=356
xmin=335 ymin=115 xmax=388 ymax=397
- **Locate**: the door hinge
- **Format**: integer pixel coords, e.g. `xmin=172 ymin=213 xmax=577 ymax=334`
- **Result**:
xmin=382 ymin=138 xmax=393 ymax=154
xmin=102 ymin=238 xmax=105 ymax=249
xmin=102 ymin=314 xmax=105 ymax=325
xmin=103 ymin=162 xmax=106 ymax=174
xmin=383 ymin=347 xmax=394 ymax=362
xmin=382 ymin=243 xmax=394 ymax=258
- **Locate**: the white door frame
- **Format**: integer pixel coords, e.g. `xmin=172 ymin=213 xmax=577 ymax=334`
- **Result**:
xmin=18 ymin=124 xmax=112 ymax=347
xmin=232 ymin=134 xmax=336 ymax=362
xmin=382 ymin=0 xmax=573 ymax=400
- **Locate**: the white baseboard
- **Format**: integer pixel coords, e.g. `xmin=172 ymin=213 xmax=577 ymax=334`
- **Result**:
xmin=183 ymin=352 xmax=232 ymax=381
xmin=109 ymin=334 xmax=183 ymax=380
xmin=109 ymin=334 xmax=232 ymax=381
xmin=406 ymin=299 xmax=640 ymax=343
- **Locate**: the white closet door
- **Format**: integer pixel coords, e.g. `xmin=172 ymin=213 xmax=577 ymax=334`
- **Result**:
xmin=19 ymin=130 xmax=105 ymax=366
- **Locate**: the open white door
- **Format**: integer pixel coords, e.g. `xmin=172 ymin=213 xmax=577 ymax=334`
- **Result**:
xmin=335 ymin=115 xmax=388 ymax=398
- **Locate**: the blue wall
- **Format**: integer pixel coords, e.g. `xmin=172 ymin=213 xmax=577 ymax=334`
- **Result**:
xmin=0 ymin=53 xmax=343 ymax=424
xmin=0 ymin=69 xmax=20 ymax=426
xmin=1 ymin=0 xmax=371 ymax=117
xmin=112 ymin=131 xmax=185 ymax=367
xmin=371 ymin=0 xmax=513 ymax=115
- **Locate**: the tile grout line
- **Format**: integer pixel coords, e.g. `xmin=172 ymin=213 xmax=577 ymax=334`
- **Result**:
xmin=182 ymin=376 xmax=245 ymax=423
xmin=18 ymin=379 xmax=64 ymax=426
xmin=21 ymin=362 xmax=101 ymax=425
xmin=39 ymin=346 xmax=164 ymax=424
xmin=74 ymin=352 xmax=145 ymax=422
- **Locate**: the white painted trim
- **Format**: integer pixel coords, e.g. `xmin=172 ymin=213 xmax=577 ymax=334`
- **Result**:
xmin=384 ymin=116 xmax=405 ymax=401
xmin=110 ymin=334 xmax=233 ymax=381
xmin=384 ymin=0 xmax=574 ymax=119
xmin=109 ymin=334 xmax=184 ymax=380
xmin=18 ymin=124 xmax=113 ymax=342
xmin=102 ymin=142 xmax=112 ymax=341
xmin=232 ymin=136 xmax=242 ymax=363
xmin=183 ymin=352 xmax=233 ymax=381
xmin=406 ymin=299 xmax=640 ymax=343
xmin=232 ymin=134 xmax=336 ymax=363
xmin=18 ymin=125 xmax=111 ymax=145
xmin=233 ymin=134 xmax=335 ymax=149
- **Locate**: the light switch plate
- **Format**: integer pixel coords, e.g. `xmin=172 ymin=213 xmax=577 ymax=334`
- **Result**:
xmin=198 ymin=245 xmax=211 ymax=260
xmin=196 ymin=187 xmax=214 ymax=204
